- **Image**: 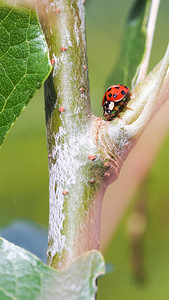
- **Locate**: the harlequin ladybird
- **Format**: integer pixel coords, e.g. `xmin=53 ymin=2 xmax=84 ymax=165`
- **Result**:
xmin=102 ymin=84 xmax=130 ymax=120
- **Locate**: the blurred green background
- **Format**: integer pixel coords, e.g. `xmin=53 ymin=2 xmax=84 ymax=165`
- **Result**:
xmin=0 ymin=0 xmax=169 ymax=299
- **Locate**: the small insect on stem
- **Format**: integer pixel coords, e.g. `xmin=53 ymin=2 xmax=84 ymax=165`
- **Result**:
xmin=51 ymin=59 xmax=55 ymax=65
xmin=104 ymin=162 xmax=110 ymax=168
xmin=59 ymin=107 xmax=65 ymax=113
xmin=88 ymin=155 xmax=96 ymax=161
xmin=104 ymin=172 xmax=110 ymax=177
xmin=102 ymin=84 xmax=131 ymax=121
xmin=61 ymin=47 xmax=67 ymax=52
xmin=55 ymin=8 xmax=61 ymax=13
xmin=62 ymin=190 xmax=68 ymax=195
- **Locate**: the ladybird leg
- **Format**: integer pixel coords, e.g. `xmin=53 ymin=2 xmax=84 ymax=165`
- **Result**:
xmin=117 ymin=101 xmax=132 ymax=111
xmin=125 ymin=105 xmax=133 ymax=110
xmin=124 ymin=101 xmax=133 ymax=110
xmin=114 ymin=105 xmax=128 ymax=123
xmin=114 ymin=106 xmax=122 ymax=119
xmin=114 ymin=102 xmax=123 ymax=118
xmin=124 ymin=93 xmax=132 ymax=110
xmin=117 ymin=101 xmax=123 ymax=106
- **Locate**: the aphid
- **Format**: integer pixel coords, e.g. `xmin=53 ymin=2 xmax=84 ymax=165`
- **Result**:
xmin=88 ymin=155 xmax=96 ymax=161
xmin=51 ymin=59 xmax=55 ymax=65
xmin=61 ymin=47 xmax=67 ymax=52
xmin=59 ymin=106 xmax=65 ymax=113
xmin=55 ymin=8 xmax=61 ymax=13
xmin=62 ymin=190 xmax=68 ymax=195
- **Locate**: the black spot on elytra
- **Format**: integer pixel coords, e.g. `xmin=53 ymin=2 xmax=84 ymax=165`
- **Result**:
xmin=121 ymin=90 xmax=126 ymax=95
xmin=107 ymin=87 xmax=112 ymax=92
xmin=124 ymin=86 xmax=128 ymax=89
xmin=113 ymin=94 xmax=117 ymax=98
xmin=108 ymin=93 xmax=112 ymax=98
xmin=115 ymin=86 xmax=120 ymax=89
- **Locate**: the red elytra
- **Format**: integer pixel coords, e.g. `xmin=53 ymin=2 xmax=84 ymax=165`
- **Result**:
xmin=102 ymin=85 xmax=130 ymax=106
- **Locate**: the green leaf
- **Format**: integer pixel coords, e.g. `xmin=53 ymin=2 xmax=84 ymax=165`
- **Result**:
xmin=0 ymin=238 xmax=105 ymax=300
xmin=0 ymin=4 xmax=52 ymax=146
xmin=107 ymin=0 xmax=151 ymax=88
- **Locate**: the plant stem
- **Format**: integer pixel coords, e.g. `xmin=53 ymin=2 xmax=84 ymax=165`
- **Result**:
xmin=136 ymin=0 xmax=161 ymax=83
xmin=37 ymin=0 xmax=169 ymax=271
xmin=37 ymin=0 xmax=107 ymax=270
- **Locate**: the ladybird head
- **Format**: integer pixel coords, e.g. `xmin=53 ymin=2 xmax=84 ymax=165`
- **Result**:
xmin=103 ymin=100 xmax=115 ymax=119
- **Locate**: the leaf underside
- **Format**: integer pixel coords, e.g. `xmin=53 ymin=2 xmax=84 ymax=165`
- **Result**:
xmin=0 ymin=238 xmax=105 ymax=300
xmin=0 ymin=3 xmax=52 ymax=146
xmin=107 ymin=0 xmax=151 ymax=88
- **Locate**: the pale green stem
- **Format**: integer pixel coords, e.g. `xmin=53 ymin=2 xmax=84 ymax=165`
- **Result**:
xmin=37 ymin=0 xmax=108 ymax=270
xmin=36 ymin=0 xmax=169 ymax=271
xmin=136 ymin=0 xmax=161 ymax=84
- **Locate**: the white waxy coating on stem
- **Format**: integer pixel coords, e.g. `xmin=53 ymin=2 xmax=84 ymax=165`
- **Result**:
xmin=48 ymin=122 xmax=97 ymax=266
xmin=77 ymin=0 xmax=86 ymax=48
